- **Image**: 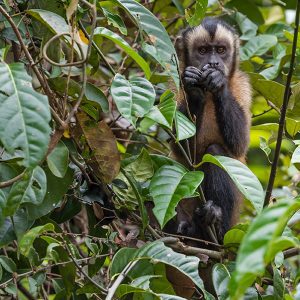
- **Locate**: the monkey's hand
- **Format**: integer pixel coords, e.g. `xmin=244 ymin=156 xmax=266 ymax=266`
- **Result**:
xmin=182 ymin=66 xmax=205 ymax=92
xmin=199 ymin=64 xmax=227 ymax=93
xmin=195 ymin=200 xmax=223 ymax=241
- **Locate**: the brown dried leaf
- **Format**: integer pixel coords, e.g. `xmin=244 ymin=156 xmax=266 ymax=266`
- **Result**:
xmin=76 ymin=113 xmax=120 ymax=183
xmin=92 ymin=202 xmax=104 ymax=220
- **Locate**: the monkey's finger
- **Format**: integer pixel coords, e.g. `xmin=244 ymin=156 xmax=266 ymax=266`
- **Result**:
xmin=199 ymin=68 xmax=216 ymax=81
xmin=183 ymin=77 xmax=199 ymax=87
xmin=184 ymin=66 xmax=202 ymax=77
xmin=183 ymin=71 xmax=202 ymax=82
xmin=203 ymin=70 xmax=220 ymax=86
xmin=201 ymin=64 xmax=211 ymax=71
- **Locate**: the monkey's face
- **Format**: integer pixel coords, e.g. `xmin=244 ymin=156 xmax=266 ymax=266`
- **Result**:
xmin=176 ymin=21 xmax=239 ymax=78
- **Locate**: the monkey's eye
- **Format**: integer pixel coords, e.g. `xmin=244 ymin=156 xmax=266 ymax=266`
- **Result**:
xmin=217 ymin=47 xmax=226 ymax=54
xmin=198 ymin=47 xmax=207 ymax=55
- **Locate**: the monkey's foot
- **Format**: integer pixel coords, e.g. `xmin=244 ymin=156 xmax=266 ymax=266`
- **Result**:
xmin=195 ymin=200 xmax=223 ymax=240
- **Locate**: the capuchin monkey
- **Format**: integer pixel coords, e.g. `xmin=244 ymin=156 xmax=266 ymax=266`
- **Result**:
xmin=171 ymin=17 xmax=252 ymax=243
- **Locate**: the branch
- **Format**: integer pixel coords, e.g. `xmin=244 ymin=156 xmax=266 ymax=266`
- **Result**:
xmin=161 ymin=237 xmax=223 ymax=260
xmin=264 ymin=0 xmax=300 ymax=207
xmin=0 ymin=171 xmax=25 ymax=188
xmin=64 ymin=242 xmax=108 ymax=295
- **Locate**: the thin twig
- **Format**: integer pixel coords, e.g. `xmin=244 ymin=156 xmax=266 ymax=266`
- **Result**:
xmin=264 ymin=0 xmax=300 ymax=207
xmin=162 ymin=231 xmax=221 ymax=248
xmin=0 ymin=171 xmax=25 ymax=188
xmin=106 ymin=261 xmax=138 ymax=300
xmin=252 ymin=108 xmax=273 ymax=118
xmin=64 ymin=242 xmax=108 ymax=294
xmin=78 ymin=20 xmax=116 ymax=75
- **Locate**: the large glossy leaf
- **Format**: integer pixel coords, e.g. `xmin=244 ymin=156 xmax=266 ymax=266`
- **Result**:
xmin=115 ymin=0 xmax=179 ymax=88
xmin=0 ymin=63 xmax=51 ymax=167
xmin=229 ymin=198 xmax=300 ymax=299
xmin=150 ymin=165 xmax=203 ymax=228
xmin=175 ymin=111 xmax=196 ymax=141
xmin=76 ymin=113 xmax=120 ymax=183
xmin=111 ymin=241 xmax=212 ymax=299
xmin=201 ymin=155 xmax=264 ymax=214
xmin=111 ymin=74 xmax=155 ymax=126
xmin=212 ymin=264 xmax=230 ymax=300
xmin=3 ymin=167 xmax=47 ymax=217
xmin=27 ymin=9 xmax=68 ymax=35
xmin=240 ymin=35 xmax=277 ymax=60
xmin=94 ymin=27 xmax=150 ymax=79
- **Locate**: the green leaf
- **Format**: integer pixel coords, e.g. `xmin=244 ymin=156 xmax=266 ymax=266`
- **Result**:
xmin=144 ymin=106 xmax=170 ymax=128
xmin=112 ymin=241 xmax=212 ymax=298
xmin=0 ymin=62 xmax=51 ymax=167
xmin=111 ymin=74 xmax=155 ymax=126
xmin=225 ymin=0 xmax=264 ymax=25
xmin=212 ymin=263 xmax=230 ymax=300
xmin=85 ymin=82 xmax=109 ymax=113
xmin=19 ymin=223 xmax=54 ymax=257
xmin=233 ymin=12 xmax=258 ymax=41
xmin=121 ymin=168 xmax=148 ymax=231
xmin=229 ymin=198 xmax=300 ymax=300
xmin=150 ymin=165 xmax=203 ymax=228
xmin=252 ymin=79 xmax=285 ymax=108
xmin=25 ymin=167 xmax=74 ymax=220
xmin=47 ymin=141 xmax=69 ymax=178
xmin=185 ymin=0 xmax=208 ymax=27
xmin=224 ymin=228 xmax=245 ymax=247
xmin=286 ymin=118 xmax=300 ymax=137
xmin=159 ymin=90 xmax=176 ymax=127
xmin=27 ymin=9 xmax=68 ymax=35
xmin=101 ymin=7 xmax=127 ymax=35
xmin=240 ymin=35 xmax=277 ymax=60
xmin=94 ymin=27 xmax=150 ymax=79
xmin=124 ymin=148 xmax=154 ymax=182
xmin=4 ymin=167 xmax=47 ymax=216
xmin=0 ymin=256 xmax=16 ymax=273
xmin=115 ymin=0 xmax=179 ymax=88
xmin=291 ymin=145 xmax=300 ymax=169
xmin=273 ymin=268 xmax=284 ymax=300
xmin=201 ymin=155 xmax=264 ymax=214
xmin=266 ymin=236 xmax=299 ymax=263
xmin=175 ymin=111 xmax=196 ymax=141
xmin=135 ymin=242 xmax=211 ymax=298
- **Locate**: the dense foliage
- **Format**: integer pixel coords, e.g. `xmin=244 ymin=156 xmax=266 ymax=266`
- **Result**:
xmin=0 ymin=0 xmax=300 ymax=299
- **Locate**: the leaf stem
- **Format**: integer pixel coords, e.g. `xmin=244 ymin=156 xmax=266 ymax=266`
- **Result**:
xmin=264 ymin=0 xmax=300 ymax=207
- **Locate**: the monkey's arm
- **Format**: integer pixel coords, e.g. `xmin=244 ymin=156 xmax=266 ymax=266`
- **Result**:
xmin=181 ymin=66 xmax=206 ymax=117
xmin=198 ymin=66 xmax=249 ymax=157
xmin=214 ymin=87 xmax=249 ymax=157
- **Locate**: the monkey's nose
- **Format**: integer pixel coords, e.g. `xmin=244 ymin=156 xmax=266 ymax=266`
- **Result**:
xmin=209 ymin=62 xmax=219 ymax=68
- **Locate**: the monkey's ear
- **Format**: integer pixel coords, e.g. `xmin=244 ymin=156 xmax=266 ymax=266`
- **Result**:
xmin=175 ymin=35 xmax=184 ymax=53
